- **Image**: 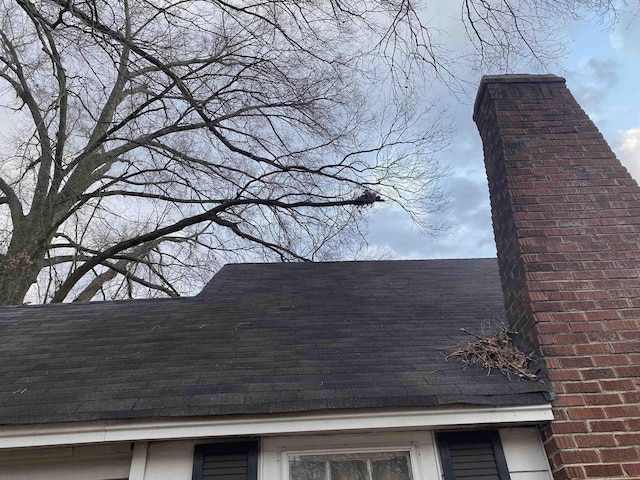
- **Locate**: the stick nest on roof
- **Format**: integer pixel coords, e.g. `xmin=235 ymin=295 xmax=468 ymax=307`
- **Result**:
xmin=448 ymin=327 xmax=537 ymax=381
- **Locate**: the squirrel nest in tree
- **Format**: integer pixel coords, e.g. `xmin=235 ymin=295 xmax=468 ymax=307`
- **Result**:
xmin=353 ymin=189 xmax=382 ymax=205
xmin=448 ymin=327 xmax=537 ymax=381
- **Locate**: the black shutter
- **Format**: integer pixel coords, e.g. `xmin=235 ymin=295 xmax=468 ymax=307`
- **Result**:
xmin=437 ymin=430 xmax=511 ymax=480
xmin=192 ymin=440 xmax=258 ymax=480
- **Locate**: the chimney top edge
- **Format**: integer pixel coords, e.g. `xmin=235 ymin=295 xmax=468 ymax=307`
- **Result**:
xmin=473 ymin=74 xmax=566 ymax=121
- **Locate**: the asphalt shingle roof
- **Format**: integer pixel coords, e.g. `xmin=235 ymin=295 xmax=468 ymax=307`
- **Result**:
xmin=0 ymin=258 xmax=550 ymax=426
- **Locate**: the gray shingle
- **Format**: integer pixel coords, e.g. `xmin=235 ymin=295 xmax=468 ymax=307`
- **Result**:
xmin=0 ymin=258 xmax=551 ymax=426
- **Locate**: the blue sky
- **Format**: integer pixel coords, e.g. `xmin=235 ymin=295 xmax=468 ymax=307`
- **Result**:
xmin=366 ymin=13 xmax=640 ymax=260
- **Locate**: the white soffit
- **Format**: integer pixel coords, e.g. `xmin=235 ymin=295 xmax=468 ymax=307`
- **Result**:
xmin=0 ymin=404 xmax=553 ymax=449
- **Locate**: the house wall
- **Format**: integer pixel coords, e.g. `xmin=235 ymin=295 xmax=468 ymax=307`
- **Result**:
xmin=139 ymin=440 xmax=198 ymax=480
xmin=0 ymin=442 xmax=132 ymax=480
xmin=0 ymin=427 xmax=551 ymax=480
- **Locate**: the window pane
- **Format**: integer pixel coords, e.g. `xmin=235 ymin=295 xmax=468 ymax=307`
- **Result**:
xmin=289 ymin=452 xmax=413 ymax=480
xmin=330 ymin=460 xmax=368 ymax=480
xmin=372 ymin=455 xmax=413 ymax=480
xmin=290 ymin=459 xmax=326 ymax=480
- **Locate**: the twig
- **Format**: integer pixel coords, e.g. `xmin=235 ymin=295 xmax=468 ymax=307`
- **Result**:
xmin=447 ymin=327 xmax=536 ymax=381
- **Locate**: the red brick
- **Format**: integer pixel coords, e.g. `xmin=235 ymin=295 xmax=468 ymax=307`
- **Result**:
xmin=561 ymin=301 xmax=597 ymax=311
xmin=555 ymin=395 xmax=585 ymax=407
xmin=610 ymin=341 xmax=640 ymax=353
xmin=558 ymin=449 xmax=600 ymax=464
xmin=623 ymin=463 xmax=640 ymax=477
xmin=622 ymin=391 xmax=640 ymax=403
xmin=551 ymin=369 xmax=582 ymax=381
xmin=574 ymin=343 xmax=610 ymax=355
xmin=585 ymin=330 xmax=620 ymax=342
xmin=616 ymin=433 xmax=640 ymax=445
xmin=573 ymin=290 xmax=610 ymax=300
xmin=589 ymin=420 xmax=628 ymax=432
xmin=580 ymin=368 xmax=616 ymax=380
xmin=583 ymin=463 xmax=624 ymax=477
xmin=547 ymin=290 xmax=578 ymax=300
xmin=571 ymin=322 xmax=605 ymax=332
xmin=614 ymin=365 xmax=640 ymax=377
xmin=592 ymin=354 xmax=630 ymax=366
xmin=617 ymin=309 xmax=640 ymax=319
xmin=600 ymin=447 xmax=640 ymax=463
xmin=535 ymin=322 xmax=572 ymax=334
xmin=618 ymin=330 xmax=640 ymax=340
xmin=553 ymin=465 xmax=586 ymax=480
xmin=564 ymin=382 xmax=602 ymax=394
xmin=557 ymin=356 xmax=594 ymax=368
xmin=604 ymin=405 xmax=640 ymax=418
xmin=574 ymin=433 xmax=616 ymax=447
xmin=544 ymin=439 xmax=560 ymax=459
xmin=599 ymin=379 xmax=636 ymax=391
xmin=549 ymin=312 xmax=586 ymax=324
xmin=545 ymin=357 xmax=562 ymax=368
xmin=583 ymin=393 xmax=623 ymax=406
xmin=583 ymin=309 xmax=620 ymax=321
xmin=566 ymin=406 xmax=606 ymax=420
xmin=542 ymin=344 xmax=577 ymax=356
xmin=605 ymin=319 xmax=639 ymax=330
xmin=546 ymin=434 xmax=577 ymax=450
xmin=594 ymin=298 xmax=631 ymax=309
xmin=549 ymin=421 xmax=589 ymax=434
xmin=553 ymin=333 xmax=590 ymax=344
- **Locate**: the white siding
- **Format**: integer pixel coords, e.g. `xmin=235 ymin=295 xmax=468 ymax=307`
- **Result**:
xmin=500 ymin=427 xmax=553 ymax=480
xmin=0 ymin=443 xmax=132 ymax=480
xmin=142 ymin=440 xmax=197 ymax=480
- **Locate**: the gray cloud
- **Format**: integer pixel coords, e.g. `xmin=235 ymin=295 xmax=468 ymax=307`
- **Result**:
xmin=588 ymin=58 xmax=619 ymax=87
xmin=366 ymin=167 xmax=496 ymax=260
xmin=567 ymin=57 xmax=619 ymax=116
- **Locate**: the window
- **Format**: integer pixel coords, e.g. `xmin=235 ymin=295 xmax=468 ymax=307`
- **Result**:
xmin=289 ymin=451 xmax=415 ymax=480
xmin=261 ymin=432 xmax=439 ymax=480
xmin=192 ymin=440 xmax=258 ymax=480
xmin=252 ymin=428 xmax=549 ymax=480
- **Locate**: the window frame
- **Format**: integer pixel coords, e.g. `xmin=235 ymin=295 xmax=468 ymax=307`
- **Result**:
xmin=286 ymin=445 xmax=421 ymax=480
xmin=261 ymin=431 xmax=441 ymax=480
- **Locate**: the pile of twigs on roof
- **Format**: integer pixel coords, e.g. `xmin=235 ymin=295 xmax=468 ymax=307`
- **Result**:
xmin=448 ymin=327 xmax=537 ymax=381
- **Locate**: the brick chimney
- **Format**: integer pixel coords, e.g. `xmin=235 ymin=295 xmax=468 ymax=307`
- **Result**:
xmin=474 ymin=74 xmax=640 ymax=480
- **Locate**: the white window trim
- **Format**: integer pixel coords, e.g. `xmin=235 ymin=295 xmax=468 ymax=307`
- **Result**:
xmin=261 ymin=431 xmax=442 ymax=480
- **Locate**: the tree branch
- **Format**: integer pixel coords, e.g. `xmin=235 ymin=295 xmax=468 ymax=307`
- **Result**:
xmin=50 ymin=193 xmax=380 ymax=302
xmin=74 ymin=258 xmax=179 ymax=302
xmin=0 ymin=177 xmax=24 ymax=222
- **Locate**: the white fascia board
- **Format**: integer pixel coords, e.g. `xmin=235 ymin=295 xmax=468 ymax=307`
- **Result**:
xmin=0 ymin=404 xmax=553 ymax=449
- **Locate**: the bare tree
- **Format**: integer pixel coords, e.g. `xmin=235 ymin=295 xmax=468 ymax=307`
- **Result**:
xmin=0 ymin=0 xmax=623 ymax=304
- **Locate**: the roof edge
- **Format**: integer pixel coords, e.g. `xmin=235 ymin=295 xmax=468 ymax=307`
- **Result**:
xmin=0 ymin=404 xmax=553 ymax=449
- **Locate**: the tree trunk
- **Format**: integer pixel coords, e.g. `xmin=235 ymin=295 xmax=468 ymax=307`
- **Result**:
xmin=0 ymin=218 xmax=51 ymax=305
